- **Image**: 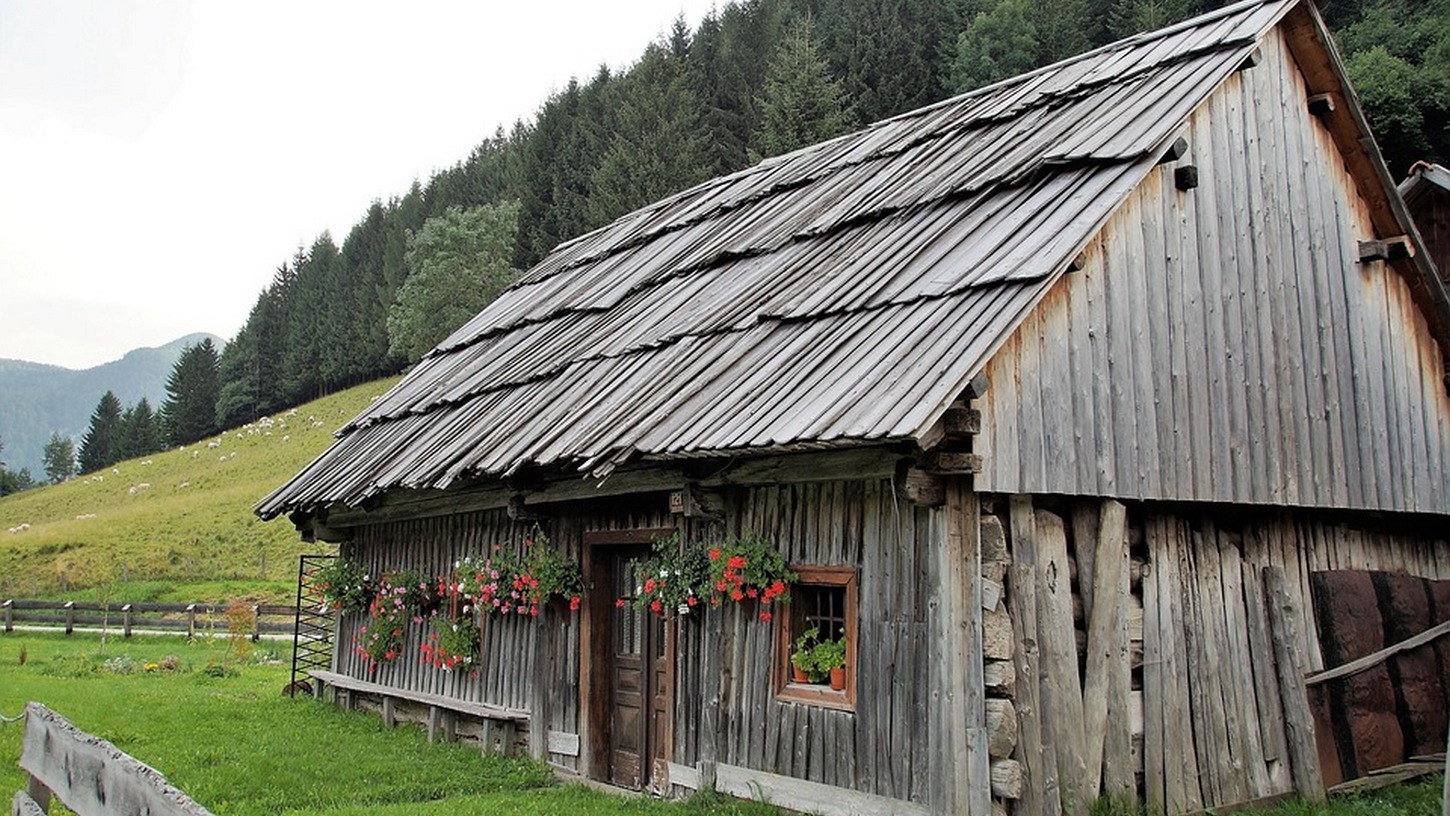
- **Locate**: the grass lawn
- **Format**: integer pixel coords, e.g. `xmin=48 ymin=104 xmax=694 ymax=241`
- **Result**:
xmin=0 ymin=632 xmax=1441 ymax=816
xmin=0 ymin=632 xmax=779 ymax=816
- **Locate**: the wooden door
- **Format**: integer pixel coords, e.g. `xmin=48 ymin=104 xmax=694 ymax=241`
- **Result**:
xmin=591 ymin=545 xmax=673 ymax=791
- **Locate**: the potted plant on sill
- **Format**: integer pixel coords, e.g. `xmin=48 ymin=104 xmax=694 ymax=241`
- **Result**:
xmin=790 ymin=626 xmax=824 ymax=684
xmin=815 ymin=637 xmax=847 ymax=691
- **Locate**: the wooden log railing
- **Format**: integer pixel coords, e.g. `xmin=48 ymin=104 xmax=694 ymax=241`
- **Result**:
xmin=1 ymin=599 xmax=296 ymax=640
xmin=15 ymin=702 xmax=214 ymax=816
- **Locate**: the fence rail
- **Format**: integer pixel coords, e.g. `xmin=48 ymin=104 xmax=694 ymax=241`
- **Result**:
xmin=1 ymin=598 xmax=298 ymax=639
xmin=16 ymin=702 xmax=214 ymax=816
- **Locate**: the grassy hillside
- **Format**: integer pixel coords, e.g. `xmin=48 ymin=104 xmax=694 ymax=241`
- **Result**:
xmin=0 ymin=377 xmax=399 ymax=604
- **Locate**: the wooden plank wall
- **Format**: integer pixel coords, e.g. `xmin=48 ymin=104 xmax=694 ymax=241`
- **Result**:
xmin=338 ymin=478 xmax=951 ymax=810
xmin=997 ymin=493 xmax=1450 ymax=816
xmin=672 ymin=478 xmax=942 ymax=808
xmin=974 ymin=26 xmax=1450 ymax=516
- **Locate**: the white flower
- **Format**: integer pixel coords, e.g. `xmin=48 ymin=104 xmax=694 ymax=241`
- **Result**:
xmin=677 ymin=604 xmax=691 ymax=615
xmin=452 ymin=624 xmax=460 ymax=633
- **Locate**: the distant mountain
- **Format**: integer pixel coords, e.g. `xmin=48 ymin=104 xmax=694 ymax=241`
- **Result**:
xmin=0 ymin=333 xmax=223 ymax=476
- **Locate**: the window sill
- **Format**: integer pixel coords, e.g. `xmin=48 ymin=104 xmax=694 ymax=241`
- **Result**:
xmin=776 ymin=682 xmax=854 ymax=711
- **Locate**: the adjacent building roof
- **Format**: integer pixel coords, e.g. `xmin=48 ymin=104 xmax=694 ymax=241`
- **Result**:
xmin=259 ymin=0 xmax=1400 ymax=520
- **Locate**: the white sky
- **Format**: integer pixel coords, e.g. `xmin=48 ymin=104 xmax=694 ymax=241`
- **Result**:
xmin=0 ymin=0 xmax=719 ymax=370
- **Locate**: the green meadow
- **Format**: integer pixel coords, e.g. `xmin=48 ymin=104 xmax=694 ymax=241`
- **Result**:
xmin=0 ymin=378 xmax=399 ymax=604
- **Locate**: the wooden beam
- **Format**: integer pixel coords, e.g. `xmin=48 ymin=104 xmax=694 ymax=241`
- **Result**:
xmin=1306 ymin=93 xmax=1336 ymax=117
xmin=1175 ymin=165 xmax=1200 ymax=191
xmin=714 ymin=762 xmax=932 ymax=816
xmin=925 ymin=451 xmax=983 ymax=475
xmin=943 ymin=407 xmax=982 ymax=436
xmin=1261 ymin=567 xmax=1326 ymax=802
xmin=1238 ymin=48 xmax=1262 ymax=70
xmin=1358 ymin=236 xmax=1414 ymax=263
xmin=1304 ymin=618 xmax=1450 ymax=686
xmin=903 ymin=467 xmax=945 ymax=506
xmin=1158 ymin=136 xmax=1189 ymax=164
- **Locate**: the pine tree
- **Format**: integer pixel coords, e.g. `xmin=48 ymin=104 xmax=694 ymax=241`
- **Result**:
xmin=119 ymin=397 xmax=164 ymax=460
xmin=162 ymin=338 xmax=221 ymax=446
xmin=823 ymin=0 xmax=956 ymax=123
xmin=758 ymin=17 xmax=855 ymax=158
xmin=78 ymin=391 xmax=124 ymax=474
xmin=42 ymin=433 xmax=76 ymax=484
xmin=588 ymin=43 xmax=713 ymax=225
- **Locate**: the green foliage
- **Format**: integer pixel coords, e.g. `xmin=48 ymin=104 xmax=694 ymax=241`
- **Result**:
xmin=119 ymin=397 xmax=165 ymax=461
xmin=78 ymin=390 xmax=124 ymax=474
xmin=587 ymin=44 xmax=714 ymax=226
xmin=312 ymin=557 xmax=374 ymax=614
xmin=757 ymin=17 xmax=856 ymax=158
xmin=626 ymin=532 xmax=715 ymax=618
xmin=951 ymin=0 xmax=1042 ymax=92
xmin=1340 ymin=0 xmax=1450 ymax=175
xmin=422 ymin=613 xmax=480 ymax=671
xmin=387 ymin=201 xmax=522 ymax=362
xmin=42 ymin=432 xmax=76 ymax=485
xmin=161 ymin=338 xmax=220 ymax=447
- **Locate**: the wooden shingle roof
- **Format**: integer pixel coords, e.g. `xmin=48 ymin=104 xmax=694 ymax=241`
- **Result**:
xmin=258 ymin=0 xmax=1300 ymax=520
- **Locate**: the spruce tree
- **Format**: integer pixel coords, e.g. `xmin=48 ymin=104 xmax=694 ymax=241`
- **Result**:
xmin=120 ymin=397 xmax=164 ymax=460
xmin=588 ymin=44 xmax=713 ymax=225
xmin=758 ymin=17 xmax=855 ymax=158
xmin=162 ymin=338 xmax=221 ymax=446
xmin=78 ymin=391 xmax=124 ymax=473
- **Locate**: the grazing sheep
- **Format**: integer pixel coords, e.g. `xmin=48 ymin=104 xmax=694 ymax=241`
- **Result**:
xmin=282 ymin=435 xmax=290 ymax=442
xmin=178 ymin=482 xmax=189 ymax=489
xmin=207 ymin=440 xmax=220 ymax=449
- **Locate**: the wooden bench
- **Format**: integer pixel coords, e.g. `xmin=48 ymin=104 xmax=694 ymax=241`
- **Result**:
xmin=308 ymin=670 xmax=529 ymax=753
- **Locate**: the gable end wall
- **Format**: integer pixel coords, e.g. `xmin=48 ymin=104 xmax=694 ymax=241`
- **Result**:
xmin=974 ymin=26 xmax=1450 ymax=514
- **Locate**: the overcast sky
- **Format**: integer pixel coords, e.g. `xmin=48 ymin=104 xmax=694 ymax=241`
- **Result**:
xmin=0 ymin=0 xmax=719 ymax=370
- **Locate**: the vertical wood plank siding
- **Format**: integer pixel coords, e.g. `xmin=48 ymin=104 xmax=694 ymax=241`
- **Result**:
xmin=334 ymin=478 xmax=941 ymax=806
xmin=681 ymin=479 xmax=940 ymax=804
xmin=1006 ymin=495 xmax=1449 ymax=814
xmin=975 ymin=28 xmax=1450 ymax=513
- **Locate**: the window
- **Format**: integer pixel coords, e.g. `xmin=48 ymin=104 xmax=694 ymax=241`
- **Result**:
xmin=774 ymin=565 xmax=858 ymax=709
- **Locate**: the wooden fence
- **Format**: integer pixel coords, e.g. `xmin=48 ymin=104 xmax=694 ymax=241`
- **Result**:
xmin=1 ymin=599 xmax=296 ymax=640
xmin=13 ymin=702 xmax=213 ymax=816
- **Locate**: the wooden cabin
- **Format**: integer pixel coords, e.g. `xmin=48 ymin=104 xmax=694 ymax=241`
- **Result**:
xmin=259 ymin=0 xmax=1450 ymax=813
xmin=1401 ymin=162 xmax=1450 ymax=285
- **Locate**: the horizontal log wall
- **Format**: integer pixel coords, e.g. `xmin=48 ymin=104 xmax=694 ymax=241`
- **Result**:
xmin=974 ymin=26 xmax=1450 ymax=515
xmin=996 ymin=493 xmax=1450 ymax=816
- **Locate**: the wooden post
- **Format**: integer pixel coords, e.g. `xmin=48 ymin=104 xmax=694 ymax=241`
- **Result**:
xmin=1009 ymin=495 xmax=1060 ymax=816
xmin=529 ymin=612 xmax=550 ymax=760
xmin=699 ymin=601 xmax=722 ymax=791
xmin=1262 ymin=567 xmax=1326 ymax=802
xmin=442 ymin=710 xmax=457 ymax=744
xmin=938 ymin=483 xmax=987 ymax=815
xmin=427 ymin=705 xmax=440 ymax=743
xmin=3 ymin=599 xmax=11 ymax=633
xmin=186 ymin=604 xmax=197 ymax=639
xmin=122 ymin=604 xmax=133 ymax=638
xmin=63 ymin=601 xmax=74 ymax=635
xmin=25 ymin=774 xmax=52 ymax=814
xmin=381 ymin=696 xmax=396 ymax=728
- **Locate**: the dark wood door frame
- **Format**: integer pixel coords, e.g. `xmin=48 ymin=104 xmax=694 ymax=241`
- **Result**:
xmin=579 ymin=528 xmax=676 ymax=788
